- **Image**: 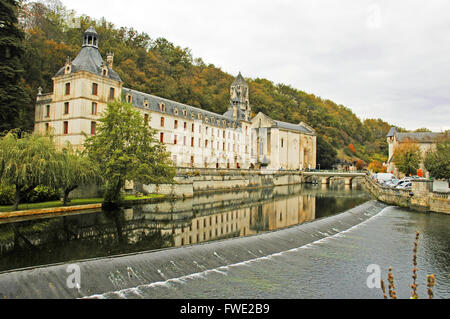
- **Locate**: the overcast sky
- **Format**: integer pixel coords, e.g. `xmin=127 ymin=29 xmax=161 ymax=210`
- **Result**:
xmin=60 ymin=0 xmax=450 ymax=132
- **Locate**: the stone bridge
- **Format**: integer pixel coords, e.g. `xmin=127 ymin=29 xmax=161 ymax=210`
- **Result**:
xmin=302 ymin=171 xmax=367 ymax=185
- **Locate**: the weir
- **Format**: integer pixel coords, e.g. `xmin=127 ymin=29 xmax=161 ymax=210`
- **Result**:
xmin=0 ymin=200 xmax=387 ymax=299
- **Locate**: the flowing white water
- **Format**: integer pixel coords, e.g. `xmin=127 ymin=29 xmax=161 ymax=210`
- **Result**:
xmin=83 ymin=206 xmax=394 ymax=299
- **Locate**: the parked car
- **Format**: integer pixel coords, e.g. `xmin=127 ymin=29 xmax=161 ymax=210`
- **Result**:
xmin=385 ymin=178 xmax=399 ymax=187
xmin=396 ymin=182 xmax=412 ymax=190
xmin=376 ymin=173 xmax=395 ymax=185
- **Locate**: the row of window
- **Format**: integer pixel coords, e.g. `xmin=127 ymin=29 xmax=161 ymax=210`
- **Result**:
xmin=158 ymin=117 xmax=246 ymax=139
xmin=185 ymin=211 xmax=243 ymax=231
xmin=45 ymin=102 xmax=98 ymax=117
xmin=159 ymin=132 xmax=248 ymax=152
xmin=44 ymin=121 xmax=96 ymax=135
xmin=132 ymin=96 xmax=236 ymax=128
xmin=64 ymin=82 xmax=115 ymax=100
xmin=180 ymin=224 xmax=247 ymax=246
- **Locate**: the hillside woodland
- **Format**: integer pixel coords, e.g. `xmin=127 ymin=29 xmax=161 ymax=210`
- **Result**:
xmin=6 ymin=0 xmax=399 ymax=168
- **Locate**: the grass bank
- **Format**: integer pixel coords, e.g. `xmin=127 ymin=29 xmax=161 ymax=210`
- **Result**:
xmin=0 ymin=194 xmax=164 ymax=213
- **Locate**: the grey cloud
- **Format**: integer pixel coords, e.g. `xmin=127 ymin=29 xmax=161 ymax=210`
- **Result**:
xmin=62 ymin=0 xmax=450 ymax=131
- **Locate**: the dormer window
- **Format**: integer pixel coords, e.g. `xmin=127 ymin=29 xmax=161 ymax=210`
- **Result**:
xmin=160 ymin=103 xmax=165 ymax=112
xmin=191 ymin=113 xmax=195 ymax=119
xmin=198 ymin=113 xmax=202 ymax=120
xmin=144 ymin=99 xmax=149 ymax=108
xmin=205 ymin=117 xmax=209 ymax=123
xmin=126 ymin=94 xmax=132 ymax=104
xmin=174 ymin=108 xmax=178 ymax=115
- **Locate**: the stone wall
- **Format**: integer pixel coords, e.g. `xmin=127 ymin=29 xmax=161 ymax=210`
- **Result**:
xmin=136 ymin=168 xmax=304 ymax=198
xmin=429 ymin=192 xmax=450 ymax=214
xmin=364 ymin=177 xmax=449 ymax=214
xmin=364 ymin=176 xmax=412 ymax=208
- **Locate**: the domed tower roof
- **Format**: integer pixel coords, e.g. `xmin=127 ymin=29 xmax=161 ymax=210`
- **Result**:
xmin=82 ymin=26 xmax=99 ymax=48
xmin=55 ymin=26 xmax=122 ymax=82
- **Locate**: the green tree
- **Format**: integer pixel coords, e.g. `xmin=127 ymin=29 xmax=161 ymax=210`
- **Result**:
xmin=0 ymin=131 xmax=64 ymax=210
xmin=59 ymin=145 xmax=102 ymax=205
xmin=0 ymin=0 xmax=31 ymax=131
xmin=83 ymin=100 xmax=175 ymax=207
xmin=393 ymin=142 xmax=422 ymax=176
xmin=424 ymin=137 xmax=450 ymax=180
xmin=316 ymin=135 xmax=337 ymax=169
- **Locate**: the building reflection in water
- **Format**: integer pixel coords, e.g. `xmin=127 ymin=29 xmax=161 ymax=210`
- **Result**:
xmin=0 ymin=183 xmax=370 ymax=272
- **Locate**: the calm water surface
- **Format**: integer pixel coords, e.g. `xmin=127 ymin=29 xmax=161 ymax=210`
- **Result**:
xmin=0 ymin=183 xmax=369 ymax=272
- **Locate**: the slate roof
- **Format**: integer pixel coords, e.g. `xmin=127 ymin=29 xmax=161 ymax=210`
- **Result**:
xmin=223 ymin=108 xmax=247 ymax=121
xmin=55 ymin=46 xmax=122 ymax=82
xmin=387 ymin=127 xmax=397 ymax=137
xmin=395 ymin=132 xmax=445 ymax=143
xmin=123 ymin=88 xmax=241 ymax=128
xmin=274 ymin=120 xmax=315 ymax=134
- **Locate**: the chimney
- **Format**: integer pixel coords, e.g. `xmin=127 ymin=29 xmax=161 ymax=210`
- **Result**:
xmin=233 ymin=104 xmax=238 ymax=120
xmin=106 ymin=52 xmax=114 ymax=68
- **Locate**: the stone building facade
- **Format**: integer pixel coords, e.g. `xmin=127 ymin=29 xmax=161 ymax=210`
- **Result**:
xmin=34 ymin=27 xmax=316 ymax=170
xmin=386 ymin=127 xmax=447 ymax=178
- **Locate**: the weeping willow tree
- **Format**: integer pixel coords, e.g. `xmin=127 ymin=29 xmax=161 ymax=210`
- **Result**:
xmin=0 ymin=131 xmax=65 ymax=210
xmin=60 ymin=144 xmax=102 ymax=206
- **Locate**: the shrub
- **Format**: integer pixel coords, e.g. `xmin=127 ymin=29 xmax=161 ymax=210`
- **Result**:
xmin=0 ymin=184 xmax=61 ymax=206
xmin=0 ymin=183 xmax=15 ymax=205
xmin=22 ymin=186 xmax=61 ymax=204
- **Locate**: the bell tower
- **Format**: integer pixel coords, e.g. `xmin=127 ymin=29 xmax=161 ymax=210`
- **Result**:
xmin=82 ymin=26 xmax=99 ymax=48
xmin=230 ymin=72 xmax=251 ymax=121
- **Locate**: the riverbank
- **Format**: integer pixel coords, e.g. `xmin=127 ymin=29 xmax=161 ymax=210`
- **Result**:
xmin=0 ymin=194 xmax=165 ymax=219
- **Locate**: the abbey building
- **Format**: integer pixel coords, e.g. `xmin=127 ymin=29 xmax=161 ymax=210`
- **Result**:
xmin=34 ymin=27 xmax=316 ymax=170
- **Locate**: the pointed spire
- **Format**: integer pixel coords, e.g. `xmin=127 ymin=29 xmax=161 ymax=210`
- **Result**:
xmin=232 ymin=72 xmax=247 ymax=86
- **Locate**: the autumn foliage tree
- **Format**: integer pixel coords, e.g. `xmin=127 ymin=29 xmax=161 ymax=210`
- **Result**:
xmin=368 ymin=160 xmax=386 ymax=173
xmin=393 ymin=142 xmax=422 ymax=176
xmin=355 ymin=159 xmax=366 ymax=170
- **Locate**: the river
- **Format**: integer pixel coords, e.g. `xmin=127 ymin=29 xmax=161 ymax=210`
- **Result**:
xmin=0 ymin=182 xmax=448 ymax=299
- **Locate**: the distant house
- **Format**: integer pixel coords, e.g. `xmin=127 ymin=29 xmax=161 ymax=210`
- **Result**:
xmin=332 ymin=159 xmax=357 ymax=172
xmin=386 ymin=127 xmax=447 ymax=178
